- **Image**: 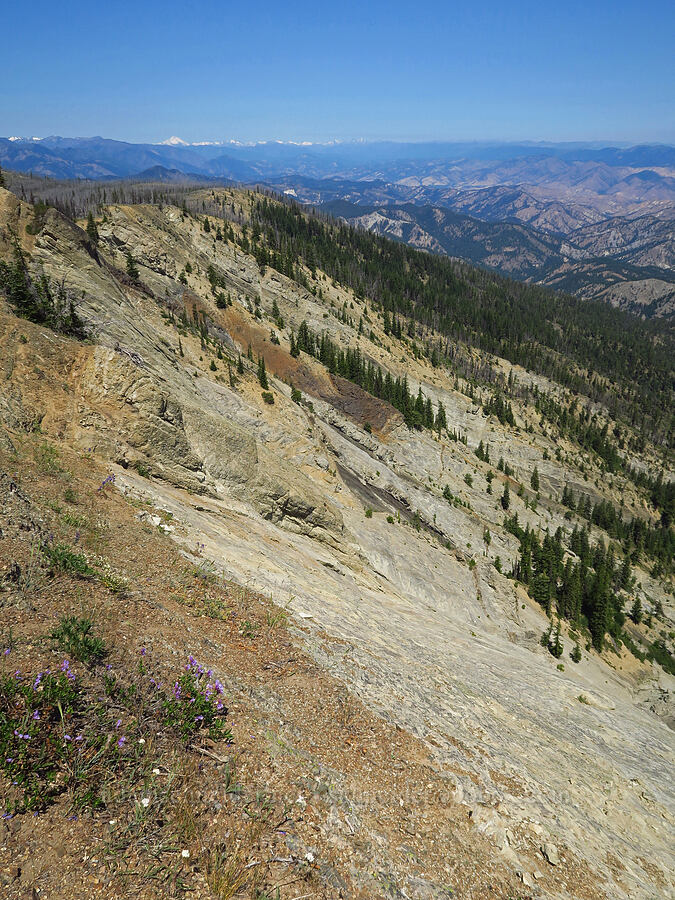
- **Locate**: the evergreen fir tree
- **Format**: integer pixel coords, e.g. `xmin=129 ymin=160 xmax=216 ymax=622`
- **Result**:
xmin=125 ymin=250 xmax=140 ymax=282
xmin=550 ymin=620 xmax=564 ymax=658
xmin=86 ymin=212 xmax=99 ymax=244
xmin=531 ymin=466 xmax=540 ymax=492
xmin=435 ymin=401 xmax=447 ymax=433
xmin=257 ymin=356 xmax=269 ymax=389
xmin=501 ymin=483 xmax=510 ymax=510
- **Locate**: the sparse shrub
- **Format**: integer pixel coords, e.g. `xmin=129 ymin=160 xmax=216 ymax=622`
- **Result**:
xmin=161 ymin=657 xmax=231 ymax=741
xmin=34 ymin=442 xmax=61 ymax=474
xmin=365 ymin=508 xmax=373 ymax=518
xmin=0 ymin=666 xmax=79 ymax=811
xmin=50 ymin=616 xmax=106 ymax=665
xmin=43 ymin=542 xmax=95 ymax=577
xmin=363 ymin=422 xmax=372 ymax=434
xmin=261 ymin=391 xmax=274 ymax=405
xmin=239 ymin=620 xmax=257 ymax=639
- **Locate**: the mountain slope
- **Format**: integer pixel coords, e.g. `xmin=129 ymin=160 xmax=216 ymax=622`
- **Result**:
xmin=0 ymin=185 xmax=673 ymax=899
xmin=325 ymin=199 xmax=675 ymax=317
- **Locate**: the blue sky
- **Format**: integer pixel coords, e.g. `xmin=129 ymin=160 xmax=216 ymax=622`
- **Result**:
xmin=3 ymin=0 xmax=674 ymax=144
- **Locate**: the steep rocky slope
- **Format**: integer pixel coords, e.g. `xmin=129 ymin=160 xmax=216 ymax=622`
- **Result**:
xmin=0 ymin=186 xmax=673 ymax=899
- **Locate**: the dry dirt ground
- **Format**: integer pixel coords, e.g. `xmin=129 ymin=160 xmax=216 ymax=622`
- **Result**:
xmin=0 ymin=433 xmax=568 ymax=900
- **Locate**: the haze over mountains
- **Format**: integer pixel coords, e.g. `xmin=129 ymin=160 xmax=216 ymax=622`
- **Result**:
xmin=2 ymin=134 xmax=675 ymax=316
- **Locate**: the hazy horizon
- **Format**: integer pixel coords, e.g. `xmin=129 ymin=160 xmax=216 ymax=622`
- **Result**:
xmin=4 ymin=134 xmax=673 ymax=149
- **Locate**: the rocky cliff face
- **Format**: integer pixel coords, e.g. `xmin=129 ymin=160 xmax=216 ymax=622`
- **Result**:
xmin=0 ymin=186 xmax=673 ymax=899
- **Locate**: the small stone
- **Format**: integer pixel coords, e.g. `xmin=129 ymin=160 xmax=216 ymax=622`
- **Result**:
xmin=516 ymin=869 xmax=533 ymax=888
xmin=541 ymin=842 xmax=560 ymax=865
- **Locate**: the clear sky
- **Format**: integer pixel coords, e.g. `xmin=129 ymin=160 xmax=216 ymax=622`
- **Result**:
xmin=3 ymin=0 xmax=674 ymax=144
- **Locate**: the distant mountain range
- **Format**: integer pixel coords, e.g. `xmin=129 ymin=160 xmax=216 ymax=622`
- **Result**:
xmin=320 ymin=201 xmax=675 ymax=317
xmin=2 ymin=135 xmax=674 ymax=316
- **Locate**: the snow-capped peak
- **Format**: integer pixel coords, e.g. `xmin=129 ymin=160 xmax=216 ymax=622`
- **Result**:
xmin=160 ymin=136 xmax=189 ymax=146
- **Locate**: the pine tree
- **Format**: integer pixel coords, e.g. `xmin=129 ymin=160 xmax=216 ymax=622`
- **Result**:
xmin=630 ymin=596 xmax=643 ymax=624
xmin=550 ymin=620 xmax=563 ymax=658
xmin=236 ymin=354 xmax=244 ymax=375
xmin=257 ymin=356 xmax=268 ymax=389
xmin=86 ymin=212 xmax=99 ymax=244
xmin=531 ymin=466 xmax=540 ymax=492
xmin=501 ymin=483 xmax=510 ymax=510
xmin=571 ymin=643 xmax=582 ymax=663
xmin=435 ymin=401 xmax=447 ymax=433
xmin=125 ymin=250 xmax=140 ymax=283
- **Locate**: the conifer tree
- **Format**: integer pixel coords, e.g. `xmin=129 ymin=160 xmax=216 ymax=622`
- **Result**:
xmin=257 ymin=356 xmax=268 ymax=389
xmin=435 ymin=401 xmax=447 ymax=434
xmin=551 ymin=620 xmax=564 ymax=658
xmin=125 ymin=250 xmax=140 ymax=282
xmin=86 ymin=212 xmax=99 ymax=244
xmin=237 ymin=354 xmax=244 ymax=375
xmin=531 ymin=466 xmax=540 ymax=492
xmin=501 ymin=483 xmax=510 ymax=510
